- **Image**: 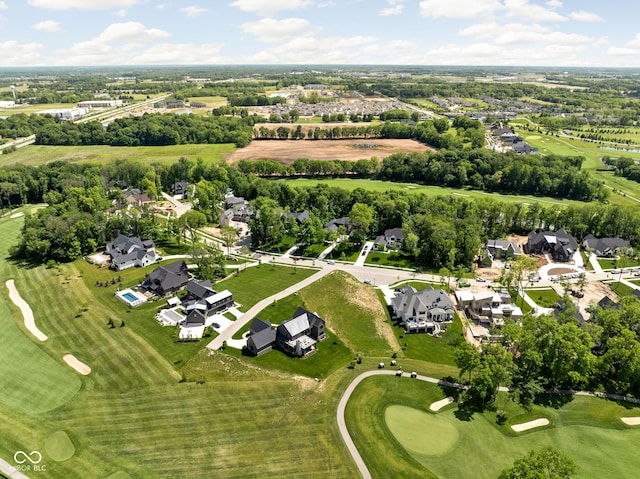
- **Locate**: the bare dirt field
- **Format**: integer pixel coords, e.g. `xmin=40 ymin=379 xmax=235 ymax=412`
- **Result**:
xmin=224 ymin=139 xmax=431 ymax=164
xmin=548 ymin=267 xmax=576 ymax=276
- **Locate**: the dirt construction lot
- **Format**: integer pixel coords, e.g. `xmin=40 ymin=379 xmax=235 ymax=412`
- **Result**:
xmin=224 ymin=139 xmax=431 ymax=164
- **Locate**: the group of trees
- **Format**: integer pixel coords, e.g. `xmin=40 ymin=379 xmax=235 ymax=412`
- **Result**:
xmin=455 ymin=297 xmax=640 ymax=412
xmin=604 ymin=156 xmax=640 ymax=184
xmin=34 ymin=113 xmax=256 ymax=148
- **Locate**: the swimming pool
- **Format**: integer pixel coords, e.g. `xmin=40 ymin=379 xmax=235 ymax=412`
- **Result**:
xmin=116 ymin=288 xmax=147 ymax=307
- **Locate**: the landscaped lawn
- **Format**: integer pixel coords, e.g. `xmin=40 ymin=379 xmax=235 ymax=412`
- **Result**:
xmin=365 ymin=251 xmax=415 ymax=269
xmin=606 ymin=281 xmax=637 ymax=298
xmin=299 ymin=242 xmax=327 ymax=258
xmin=215 ymin=264 xmax=316 ymax=309
xmin=346 ymin=375 xmax=640 ymax=479
xmin=395 ymin=316 xmax=464 ymax=366
xmin=525 ymin=288 xmax=561 ymax=308
xmin=598 ymin=257 xmax=640 ymax=270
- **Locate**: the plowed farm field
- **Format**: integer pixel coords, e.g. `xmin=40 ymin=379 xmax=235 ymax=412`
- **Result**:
xmin=224 ymin=139 xmax=431 ymax=164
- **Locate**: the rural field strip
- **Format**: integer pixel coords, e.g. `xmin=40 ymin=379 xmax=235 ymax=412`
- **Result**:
xmin=337 ymin=370 xmax=640 ymax=479
xmin=5 ymin=279 xmax=48 ymax=341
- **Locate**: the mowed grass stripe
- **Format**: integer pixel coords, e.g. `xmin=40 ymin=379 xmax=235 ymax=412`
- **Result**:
xmin=14 ymin=262 xmax=178 ymax=390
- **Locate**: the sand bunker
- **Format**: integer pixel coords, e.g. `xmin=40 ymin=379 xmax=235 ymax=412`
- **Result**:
xmin=63 ymin=354 xmax=91 ymax=375
xmin=621 ymin=417 xmax=640 ymax=425
xmin=511 ymin=418 xmax=550 ymax=432
xmin=9 ymin=211 xmax=24 ymax=218
xmin=430 ymin=397 xmax=454 ymax=412
xmin=6 ymin=279 xmax=48 ymax=341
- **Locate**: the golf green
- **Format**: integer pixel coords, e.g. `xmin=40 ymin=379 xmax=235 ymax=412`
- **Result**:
xmin=44 ymin=430 xmax=75 ymax=462
xmin=385 ymin=405 xmax=459 ymax=457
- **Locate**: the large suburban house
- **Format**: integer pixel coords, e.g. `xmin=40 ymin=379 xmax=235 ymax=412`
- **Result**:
xmin=524 ymin=229 xmax=578 ymax=262
xmin=247 ymin=308 xmax=326 ymax=357
xmin=374 ymin=227 xmax=405 ymax=251
xmin=582 ymin=235 xmax=631 ymax=258
xmin=122 ymin=188 xmax=153 ymax=207
xmin=324 ymin=217 xmax=352 ymax=233
xmin=106 ymin=234 xmax=157 ymax=271
xmin=455 ymin=289 xmax=522 ymax=327
xmin=286 ymin=210 xmax=310 ymax=225
xmin=172 ymin=181 xmax=191 ymax=199
xmin=391 ymin=286 xmax=454 ymax=334
xmin=478 ymin=239 xmax=522 ymax=267
xmin=181 ymin=279 xmax=234 ymax=326
xmin=220 ymin=195 xmax=253 ymax=227
xmin=246 ymin=318 xmax=277 ymax=356
xmin=142 ymin=260 xmax=190 ymax=296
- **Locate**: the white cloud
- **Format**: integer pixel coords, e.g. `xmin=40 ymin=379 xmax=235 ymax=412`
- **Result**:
xmin=129 ymin=43 xmax=227 ymax=64
xmin=0 ymin=41 xmax=46 ymax=66
xmin=180 ymin=6 xmax=208 ymax=17
xmin=568 ymin=11 xmax=603 ymax=23
xmin=32 ymin=20 xmax=61 ymax=32
xmin=626 ymin=34 xmax=640 ymax=48
xmin=27 ymin=0 xmax=141 ymax=9
xmin=504 ymin=0 xmax=566 ymax=22
xmin=230 ymin=0 xmax=313 ymax=17
xmin=460 ymin=21 xmax=591 ymax=46
xmin=243 ymin=35 xmax=376 ymax=63
xmin=0 ymin=2 xmax=7 ymax=10
xmin=116 ymin=8 xmax=127 ymax=16
xmin=546 ymin=0 xmax=561 ymax=8
xmin=95 ymin=22 xmax=171 ymax=42
xmin=241 ymin=18 xmax=318 ymax=43
xmin=420 ymin=0 xmax=502 ymax=19
xmin=379 ymin=0 xmax=404 ymax=16
xmin=607 ymin=47 xmax=638 ymax=56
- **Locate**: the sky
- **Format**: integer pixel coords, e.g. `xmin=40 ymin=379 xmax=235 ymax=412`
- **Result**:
xmin=1 ymin=0 xmax=640 ymax=67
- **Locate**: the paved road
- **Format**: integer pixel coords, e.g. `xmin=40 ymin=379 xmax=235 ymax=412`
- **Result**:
xmin=0 ymin=457 xmax=31 ymax=479
xmin=206 ymin=267 xmax=332 ymax=350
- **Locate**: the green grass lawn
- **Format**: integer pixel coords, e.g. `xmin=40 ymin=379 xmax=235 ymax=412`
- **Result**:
xmin=346 ymin=375 xmax=640 ymax=479
xmin=525 ymin=288 xmax=561 ymax=308
xmin=45 ymin=430 xmax=76 ymax=462
xmin=215 ymin=264 xmax=315 ymax=310
xmin=598 ymin=257 xmax=640 ymax=270
xmin=606 ymin=281 xmax=637 ymax=298
xmin=278 ymin=178 xmax=590 ymax=207
xmin=299 ymin=242 xmax=327 ymax=258
xmin=396 ymin=316 xmax=464 ymax=366
xmin=0 ymin=143 xmax=236 ymax=167
xmin=365 ymin=251 xmax=416 ymax=269
xmin=0 ymin=102 xmax=78 ymax=116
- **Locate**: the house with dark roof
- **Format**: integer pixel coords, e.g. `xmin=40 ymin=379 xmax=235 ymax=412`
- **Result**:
xmin=478 ymin=239 xmax=521 ymax=267
xmin=391 ymin=286 xmax=454 ymax=333
xmin=246 ymin=318 xmax=277 ymax=356
xmin=512 ymin=141 xmax=539 ymax=155
xmin=524 ymin=229 xmax=578 ymax=262
xmin=374 ymin=227 xmax=405 ymax=251
xmin=324 ymin=217 xmax=352 ymax=233
xmin=286 ymin=210 xmax=310 ymax=225
xmin=182 ymin=286 xmax=234 ymax=325
xmin=106 ymin=234 xmax=157 ymax=271
xmin=597 ymin=296 xmax=620 ymax=310
xmin=142 ymin=260 xmax=190 ymax=296
xmin=582 ymin=235 xmax=631 ymax=258
xmin=172 ymin=181 xmax=191 ymax=199
xmin=275 ymin=308 xmax=327 ymax=357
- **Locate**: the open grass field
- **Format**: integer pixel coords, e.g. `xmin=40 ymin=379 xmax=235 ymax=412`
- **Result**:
xmin=346 ymin=375 xmax=640 ymax=479
xmin=0 ymin=102 xmax=77 ymax=116
xmin=525 ymin=287 xmax=561 ymax=308
xmin=278 ymin=178 xmax=591 ymax=207
xmin=0 ymin=144 xmax=236 ymax=167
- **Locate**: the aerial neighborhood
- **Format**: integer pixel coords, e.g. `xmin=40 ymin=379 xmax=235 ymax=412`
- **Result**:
xmin=4 ymin=62 xmax=640 ymax=479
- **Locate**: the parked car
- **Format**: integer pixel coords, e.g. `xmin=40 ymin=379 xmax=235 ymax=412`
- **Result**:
xmin=476 ymin=277 xmax=486 ymax=282
xmin=327 ymin=260 xmax=335 ymax=265
xmin=363 ymin=279 xmax=372 ymax=285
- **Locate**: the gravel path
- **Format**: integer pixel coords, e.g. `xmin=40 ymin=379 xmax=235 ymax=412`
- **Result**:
xmin=5 ymin=279 xmax=48 ymax=341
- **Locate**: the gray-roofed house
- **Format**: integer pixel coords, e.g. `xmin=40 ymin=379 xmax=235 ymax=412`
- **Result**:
xmin=172 ymin=181 xmax=191 ymax=199
xmin=391 ymin=286 xmax=454 ymax=333
xmin=597 ymin=296 xmax=620 ymax=310
xmin=286 ymin=210 xmax=310 ymax=225
xmin=374 ymin=227 xmax=405 ymax=251
xmin=276 ymin=308 xmax=327 ymax=357
xmin=478 ymin=239 xmax=521 ymax=267
xmin=582 ymin=235 xmax=631 ymax=258
xmin=524 ymin=229 xmax=578 ymax=262
xmin=246 ymin=318 xmax=277 ymax=356
xmin=142 ymin=260 xmax=190 ymax=296
xmin=183 ymin=280 xmax=215 ymax=303
xmin=324 ymin=217 xmax=352 ymax=233
xmin=106 ymin=234 xmax=157 ymax=271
